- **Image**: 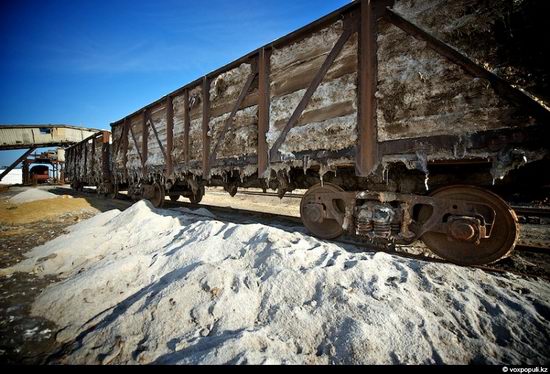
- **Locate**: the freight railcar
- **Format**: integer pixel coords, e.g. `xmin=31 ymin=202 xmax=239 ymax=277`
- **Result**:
xmin=76 ymin=0 xmax=549 ymax=265
xmin=65 ymin=131 xmax=114 ymax=195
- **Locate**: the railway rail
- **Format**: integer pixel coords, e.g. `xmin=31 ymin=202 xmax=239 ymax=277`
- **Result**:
xmin=233 ymin=191 xmax=305 ymax=199
xmin=511 ymin=205 xmax=550 ymax=226
xmin=229 ymin=190 xmax=550 ymax=226
xmin=163 ymin=198 xmax=550 ymax=282
xmin=512 ymin=206 xmax=550 ymax=217
xmin=76 ymin=187 xmax=549 ymax=281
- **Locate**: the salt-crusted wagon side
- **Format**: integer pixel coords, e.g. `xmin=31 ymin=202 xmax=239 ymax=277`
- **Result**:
xmin=65 ymin=131 xmax=113 ymax=195
xmin=108 ymin=0 xmax=549 ymax=265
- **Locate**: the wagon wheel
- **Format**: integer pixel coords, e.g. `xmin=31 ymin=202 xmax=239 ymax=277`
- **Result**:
xmin=109 ymin=184 xmax=119 ymax=200
xmin=150 ymin=182 xmax=166 ymax=208
xmin=170 ymin=194 xmax=180 ymax=202
xmin=188 ymin=185 xmax=205 ymax=204
xmin=300 ymin=183 xmax=346 ymax=240
xmin=95 ymin=184 xmax=104 ymax=197
xmin=74 ymin=181 xmax=83 ymax=192
xmin=418 ymin=185 xmax=518 ymax=265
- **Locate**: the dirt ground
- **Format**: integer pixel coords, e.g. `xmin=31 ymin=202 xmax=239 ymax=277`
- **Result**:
xmin=200 ymin=187 xmax=301 ymax=217
xmin=0 ymin=185 xmax=130 ymax=364
xmin=0 ymin=184 xmax=548 ymax=364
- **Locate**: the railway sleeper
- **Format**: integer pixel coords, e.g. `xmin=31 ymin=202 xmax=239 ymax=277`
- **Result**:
xmin=300 ymin=183 xmax=518 ymax=266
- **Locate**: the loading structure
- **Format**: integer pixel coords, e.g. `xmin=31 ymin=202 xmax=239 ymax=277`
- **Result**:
xmin=0 ymin=124 xmax=103 ymax=183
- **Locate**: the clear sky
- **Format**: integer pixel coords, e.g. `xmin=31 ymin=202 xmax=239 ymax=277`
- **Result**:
xmin=0 ymin=0 xmax=350 ymax=167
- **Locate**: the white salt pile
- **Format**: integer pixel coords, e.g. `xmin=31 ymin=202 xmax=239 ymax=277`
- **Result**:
xmin=2 ymin=200 xmax=549 ymax=364
xmin=174 ymin=206 xmax=217 ymax=219
xmin=8 ymin=188 xmax=59 ymax=204
xmin=0 ymin=169 xmax=22 ymax=185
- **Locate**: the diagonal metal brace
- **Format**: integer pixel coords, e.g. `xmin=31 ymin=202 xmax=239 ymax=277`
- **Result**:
xmin=114 ymin=118 xmax=129 ymax=161
xmin=128 ymin=123 xmax=143 ymax=165
xmin=269 ymin=20 xmax=356 ymax=161
xmin=209 ymin=67 xmax=258 ymax=169
xmin=384 ymin=7 xmax=550 ymax=122
xmin=145 ymin=113 xmax=168 ymax=162
xmin=0 ymin=147 xmax=36 ymax=182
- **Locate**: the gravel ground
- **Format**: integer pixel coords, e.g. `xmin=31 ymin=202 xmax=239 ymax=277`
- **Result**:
xmin=0 ymin=185 xmax=129 ymax=363
xmin=0 ymin=212 xmax=98 ymax=363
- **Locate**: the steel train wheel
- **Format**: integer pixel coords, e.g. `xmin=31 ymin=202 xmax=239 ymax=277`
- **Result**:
xmin=300 ymin=183 xmax=346 ymax=240
xmin=418 ymin=185 xmax=518 ymax=265
xmin=72 ymin=181 xmax=83 ymax=192
xmin=189 ymin=185 xmax=204 ymax=204
xmin=109 ymin=184 xmax=119 ymax=200
xmin=150 ymin=182 xmax=166 ymax=208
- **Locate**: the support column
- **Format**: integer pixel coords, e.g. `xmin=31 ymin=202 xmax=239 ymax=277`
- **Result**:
xmin=0 ymin=147 xmax=36 ymax=182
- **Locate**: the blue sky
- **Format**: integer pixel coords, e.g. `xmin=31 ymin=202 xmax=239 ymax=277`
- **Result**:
xmin=0 ymin=0 xmax=349 ymax=167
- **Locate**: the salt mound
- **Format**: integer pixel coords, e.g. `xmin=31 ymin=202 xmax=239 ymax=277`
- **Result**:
xmin=2 ymin=200 xmax=549 ymax=364
xmin=8 ymin=188 xmax=59 ymax=204
xmin=0 ymin=169 xmax=22 ymax=185
xmin=176 ymin=206 xmax=216 ymax=219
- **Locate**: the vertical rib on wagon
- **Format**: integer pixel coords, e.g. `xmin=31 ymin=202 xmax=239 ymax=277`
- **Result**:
xmin=356 ymin=0 xmax=379 ymax=177
xmin=166 ymin=95 xmax=174 ymax=180
xmin=258 ymin=48 xmax=270 ymax=178
xmin=202 ymin=77 xmax=210 ymax=179
xmin=142 ymin=110 xmax=148 ymax=176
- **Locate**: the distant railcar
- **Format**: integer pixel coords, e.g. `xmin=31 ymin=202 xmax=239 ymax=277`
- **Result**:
xmin=67 ymin=0 xmax=550 ymax=265
xmin=65 ymin=131 xmax=113 ymax=195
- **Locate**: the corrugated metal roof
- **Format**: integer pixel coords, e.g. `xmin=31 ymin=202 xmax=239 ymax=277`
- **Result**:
xmin=0 ymin=125 xmax=103 ymax=150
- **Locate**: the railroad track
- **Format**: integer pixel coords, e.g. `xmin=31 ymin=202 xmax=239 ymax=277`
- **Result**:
xmin=226 ymin=190 xmax=305 ymax=199
xmin=512 ymin=205 xmax=550 ymax=216
xmin=161 ymin=199 xmax=550 ymax=281
xmin=75 ymin=187 xmax=549 ymax=280
xmin=511 ymin=205 xmax=550 ymax=225
xmin=225 ymin=190 xmax=550 ymax=224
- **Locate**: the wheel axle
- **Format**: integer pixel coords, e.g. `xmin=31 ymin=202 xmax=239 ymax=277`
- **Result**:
xmin=299 ymin=184 xmax=518 ymax=265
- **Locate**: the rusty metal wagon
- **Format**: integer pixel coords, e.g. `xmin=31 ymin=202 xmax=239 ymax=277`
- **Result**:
xmin=65 ymin=131 xmax=113 ymax=195
xmin=67 ymin=0 xmax=550 ymax=265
